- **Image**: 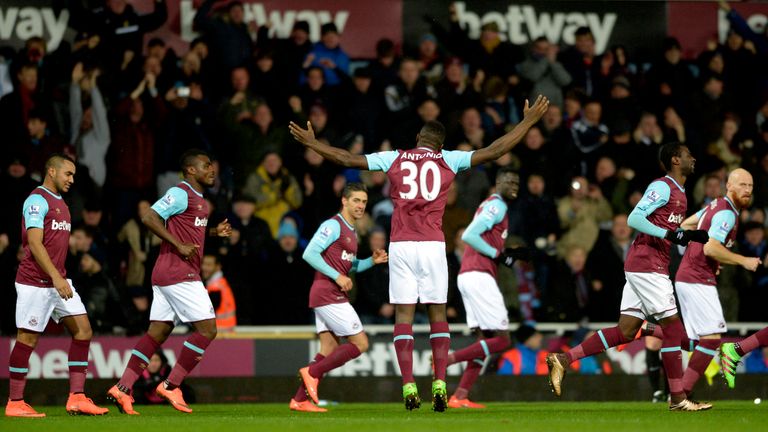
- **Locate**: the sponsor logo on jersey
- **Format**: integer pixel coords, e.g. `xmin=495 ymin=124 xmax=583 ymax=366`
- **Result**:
xmin=51 ymin=219 xmax=71 ymax=231
xmin=341 ymin=250 xmax=356 ymax=262
xmin=667 ymin=213 xmax=683 ymax=224
xmin=646 ymin=190 xmax=660 ymax=202
xmin=501 ymin=229 xmax=508 ymax=239
xmin=194 ymin=216 xmax=208 ymax=227
xmin=28 ymin=205 xmax=40 ymax=215
xmin=726 ymin=239 xmax=734 ymax=248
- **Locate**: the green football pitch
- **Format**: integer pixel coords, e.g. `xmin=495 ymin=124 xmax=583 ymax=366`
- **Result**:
xmin=3 ymin=402 xmax=768 ymax=432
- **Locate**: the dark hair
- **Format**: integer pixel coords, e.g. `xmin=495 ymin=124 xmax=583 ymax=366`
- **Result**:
xmin=190 ymin=37 xmax=207 ymax=49
xmin=496 ymin=167 xmax=519 ymax=181
xmin=179 ymin=149 xmax=209 ymax=171
xmin=204 ymin=253 xmax=221 ymax=264
xmin=147 ymin=38 xmax=165 ymax=48
xmin=533 ymin=36 xmax=549 ymax=44
xmin=45 ymin=153 xmax=75 ymax=170
xmin=658 ymin=142 xmax=685 ymax=172
xmin=342 ymin=182 xmax=368 ymax=198
xmin=574 ymin=26 xmax=593 ymax=38
xmin=227 ymin=1 xmax=244 ymax=11
xmin=376 ymin=38 xmax=395 ymax=58
xmin=321 ymin=22 xmax=338 ymax=35
xmin=419 ymin=121 xmax=446 ymax=148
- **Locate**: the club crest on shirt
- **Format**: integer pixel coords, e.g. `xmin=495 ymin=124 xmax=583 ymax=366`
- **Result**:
xmin=345 ymin=236 xmax=351 ymax=244
xmin=28 ymin=205 xmax=40 ymax=215
xmin=55 ymin=207 xmax=61 ymax=214
xmin=197 ymin=204 xmax=203 ymax=211
xmin=646 ymin=190 xmax=660 ymax=202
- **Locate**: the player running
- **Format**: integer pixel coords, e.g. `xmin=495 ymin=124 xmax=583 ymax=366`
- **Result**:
xmin=721 ymin=329 xmax=768 ymax=388
xmin=6 ymin=154 xmax=109 ymax=418
xmin=292 ymin=183 xmax=388 ymax=412
xmin=290 ymin=95 xmax=549 ymax=411
xmin=673 ymin=168 xmax=760 ymax=402
xmin=446 ymin=168 xmax=530 ymax=408
xmin=545 ymin=142 xmax=712 ymax=411
xmin=108 ymin=150 xmax=231 ymax=415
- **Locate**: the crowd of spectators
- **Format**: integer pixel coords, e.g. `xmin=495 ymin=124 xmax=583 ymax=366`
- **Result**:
xmin=1 ymin=0 xmax=767 ymax=335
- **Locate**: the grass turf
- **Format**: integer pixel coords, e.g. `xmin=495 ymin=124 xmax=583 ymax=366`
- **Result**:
xmin=3 ymin=402 xmax=768 ymax=432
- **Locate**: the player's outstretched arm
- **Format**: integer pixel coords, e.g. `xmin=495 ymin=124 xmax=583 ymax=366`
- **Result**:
xmin=680 ymin=213 xmax=701 ymax=231
xmin=289 ymin=121 xmax=368 ymax=169
xmin=470 ymin=95 xmax=549 ymax=166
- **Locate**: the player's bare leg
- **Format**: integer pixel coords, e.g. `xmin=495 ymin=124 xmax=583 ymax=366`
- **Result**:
xmin=394 ymin=304 xmax=420 ymax=410
xmin=109 ymin=320 xmax=174 ymax=415
xmin=60 ymin=314 xmax=108 ymax=415
xmin=300 ymin=331 xmax=367 ymax=405
xmin=5 ymin=330 xmax=45 ymax=417
xmin=547 ymin=314 xmax=642 ymax=397
xmin=427 ymin=304 xmax=450 ymax=412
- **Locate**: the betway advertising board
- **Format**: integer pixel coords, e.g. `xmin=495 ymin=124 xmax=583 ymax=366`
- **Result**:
xmin=1 ymin=334 xmax=680 ymax=379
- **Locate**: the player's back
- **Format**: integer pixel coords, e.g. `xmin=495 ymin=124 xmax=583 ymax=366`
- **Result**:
xmin=384 ymin=147 xmax=471 ymax=242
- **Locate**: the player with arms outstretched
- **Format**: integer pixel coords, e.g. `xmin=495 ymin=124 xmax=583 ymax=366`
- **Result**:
xmin=292 ymin=183 xmax=388 ymax=412
xmin=290 ymin=95 xmax=549 ymax=411
xmin=6 ymin=154 xmax=108 ymax=417
xmin=108 ymin=150 xmax=231 ymax=415
xmin=446 ymin=168 xmax=531 ymax=408
xmin=545 ymin=142 xmax=712 ymax=411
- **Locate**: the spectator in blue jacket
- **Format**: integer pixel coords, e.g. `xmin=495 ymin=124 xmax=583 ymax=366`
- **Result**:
xmin=302 ymin=23 xmax=350 ymax=87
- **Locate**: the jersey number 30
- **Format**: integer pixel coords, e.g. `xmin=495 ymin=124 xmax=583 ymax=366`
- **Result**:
xmin=399 ymin=161 xmax=441 ymax=201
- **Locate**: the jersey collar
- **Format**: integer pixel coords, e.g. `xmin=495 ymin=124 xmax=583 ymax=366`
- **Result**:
xmin=37 ymin=185 xmax=62 ymax=200
xmin=724 ymin=196 xmax=738 ymax=212
xmin=664 ymin=175 xmax=685 ymax=193
xmin=181 ymin=181 xmax=204 ymax=198
xmin=337 ymin=213 xmax=355 ymax=231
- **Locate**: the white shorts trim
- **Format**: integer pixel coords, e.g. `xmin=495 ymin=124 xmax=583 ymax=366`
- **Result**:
xmin=388 ymin=241 xmax=448 ymax=304
xmin=314 ymin=303 xmax=364 ymax=337
xmin=149 ymin=281 xmax=216 ymax=324
xmin=619 ymin=272 xmax=678 ymax=320
xmin=457 ymin=272 xmax=509 ymax=331
xmin=675 ymin=281 xmax=727 ymax=339
xmin=15 ymin=280 xmax=87 ymax=332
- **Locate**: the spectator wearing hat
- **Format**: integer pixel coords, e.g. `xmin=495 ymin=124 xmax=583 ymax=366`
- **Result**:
xmin=602 ymin=75 xmax=640 ymax=135
xmin=520 ymin=37 xmax=572 ymax=109
xmin=497 ymin=325 xmax=547 ymax=375
xmin=302 ymin=22 xmax=350 ymax=87
xmin=410 ymin=33 xmax=444 ymax=84
xmin=261 ymin=219 xmax=314 ymax=324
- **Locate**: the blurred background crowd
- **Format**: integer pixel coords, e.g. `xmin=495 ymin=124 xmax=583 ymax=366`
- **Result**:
xmin=1 ymin=0 xmax=767 ymax=335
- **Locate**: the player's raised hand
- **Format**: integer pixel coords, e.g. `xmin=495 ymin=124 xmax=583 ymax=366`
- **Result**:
xmin=216 ymin=218 xmax=232 ymax=237
xmin=53 ymin=276 xmax=73 ymax=300
xmin=372 ymin=249 xmax=388 ymax=264
xmin=177 ymin=243 xmax=199 ymax=259
xmin=522 ymin=95 xmax=550 ymax=123
xmin=289 ymin=121 xmax=316 ymax=146
xmin=741 ymin=256 xmax=762 ymax=272
xmin=335 ymin=274 xmax=353 ymax=292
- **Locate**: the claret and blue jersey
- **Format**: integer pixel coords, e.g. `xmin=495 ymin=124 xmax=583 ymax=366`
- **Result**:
xmin=460 ymin=194 xmax=509 ymax=278
xmin=365 ymin=148 xmax=473 ymax=243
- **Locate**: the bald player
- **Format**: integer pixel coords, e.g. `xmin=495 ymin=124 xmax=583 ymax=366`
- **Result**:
xmin=675 ymin=168 xmax=760 ymax=399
